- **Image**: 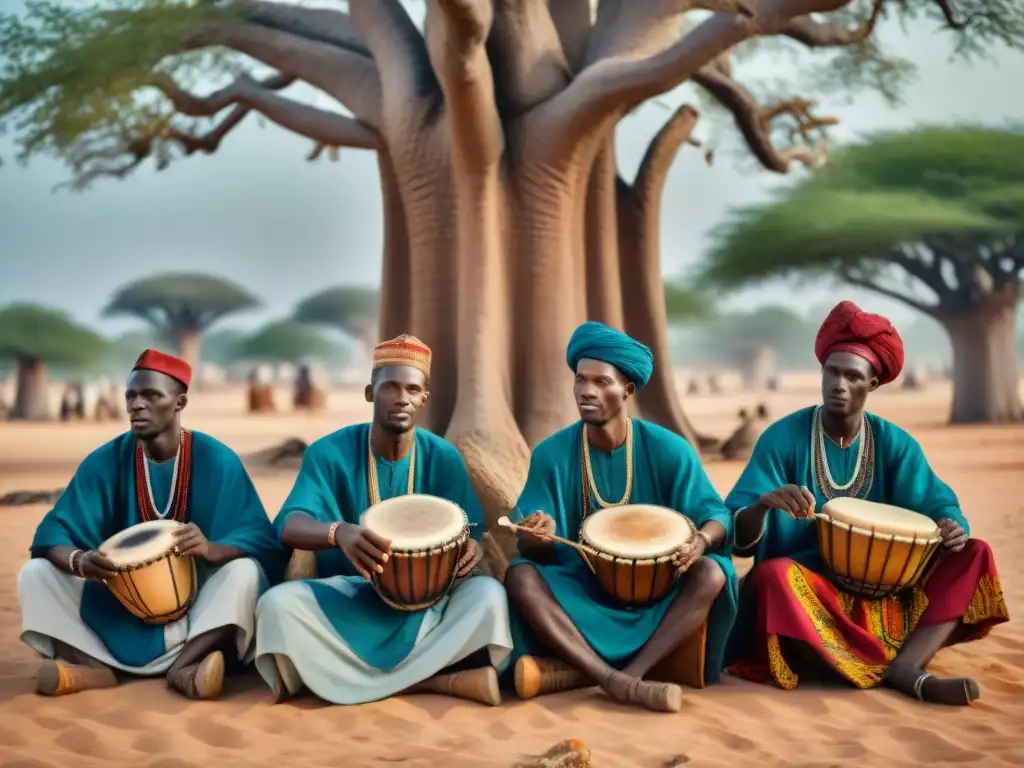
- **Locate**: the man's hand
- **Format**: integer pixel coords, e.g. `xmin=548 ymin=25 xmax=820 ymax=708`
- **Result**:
xmin=759 ymin=485 xmax=816 ymax=519
xmin=938 ymin=518 xmax=968 ymax=553
xmin=337 ymin=524 xmax=392 ymax=581
xmin=78 ymin=550 xmax=118 ymax=583
xmin=673 ymin=536 xmax=707 ymax=576
xmin=516 ymin=511 xmax=556 ymax=539
xmin=455 ymin=539 xmax=484 ymax=578
xmin=174 ymin=523 xmax=212 ymax=561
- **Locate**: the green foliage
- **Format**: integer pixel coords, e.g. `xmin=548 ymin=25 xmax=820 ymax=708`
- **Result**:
xmin=0 ymin=0 xmax=242 ymax=186
xmin=663 ymin=280 xmax=715 ymax=325
xmin=701 ymin=126 xmax=1024 ymax=291
xmin=293 ymin=286 xmax=380 ymax=339
xmin=0 ymin=302 xmax=108 ymax=365
xmin=104 ymin=272 xmax=260 ymax=330
xmin=693 ymin=306 xmax=815 ymax=368
xmin=201 ymin=327 xmax=248 ymax=365
xmin=238 ymin=319 xmax=335 ymax=362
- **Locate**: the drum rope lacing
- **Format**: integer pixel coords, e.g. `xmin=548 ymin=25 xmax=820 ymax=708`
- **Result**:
xmin=135 ymin=429 xmax=191 ymax=522
xmin=812 ymin=406 xmax=875 ymax=500
xmin=367 ymin=428 xmax=417 ymax=505
xmin=581 ymin=418 xmax=634 ymax=517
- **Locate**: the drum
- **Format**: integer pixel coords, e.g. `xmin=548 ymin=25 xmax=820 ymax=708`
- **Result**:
xmin=579 ymin=505 xmax=696 ymax=606
xmin=98 ymin=519 xmax=198 ymax=624
xmin=816 ymin=497 xmax=942 ymax=599
xmin=360 ymin=494 xmax=470 ymax=611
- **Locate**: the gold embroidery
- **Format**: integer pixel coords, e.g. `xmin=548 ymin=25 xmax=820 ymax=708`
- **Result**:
xmin=857 ymin=588 xmax=929 ymax=660
xmin=963 ymin=574 xmax=1010 ymax=626
xmin=766 ymin=634 xmax=799 ymax=690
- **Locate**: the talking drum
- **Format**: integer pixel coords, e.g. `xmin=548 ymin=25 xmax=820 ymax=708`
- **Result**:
xmin=360 ymin=494 xmax=470 ymax=612
xmin=579 ymin=505 xmax=697 ymax=606
xmin=816 ymin=497 xmax=942 ymax=599
xmin=98 ymin=519 xmax=198 ymax=625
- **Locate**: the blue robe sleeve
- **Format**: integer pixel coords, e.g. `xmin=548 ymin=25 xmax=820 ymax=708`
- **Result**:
xmin=197 ymin=442 xmax=287 ymax=585
xmin=274 ymin=442 xmax=348 ymax=538
xmin=879 ymin=422 xmax=969 ymax=535
xmin=30 ymin=445 xmax=118 ymax=558
xmin=512 ymin=438 xmax=568 ymax=534
xmin=655 ymin=428 xmax=733 ymax=553
xmin=433 ymin=445 xmax=486 ymax=542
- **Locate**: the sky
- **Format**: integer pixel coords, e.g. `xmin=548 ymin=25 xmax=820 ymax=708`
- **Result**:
xmin=1 ymin=5 xmax=1022 ymax=338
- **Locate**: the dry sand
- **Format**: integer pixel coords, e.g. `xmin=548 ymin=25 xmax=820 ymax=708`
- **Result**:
xmin=1 ymin=377 xmax=1022 ymax=768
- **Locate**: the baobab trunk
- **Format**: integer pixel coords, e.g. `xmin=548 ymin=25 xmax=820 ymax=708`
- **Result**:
xmin=943 ymin=299 xmax=1023 ymax=423
xmin=12 ymin=357 xmax=50 ymax=421
xmin=173 ymin=329 xmax=202 ymax=377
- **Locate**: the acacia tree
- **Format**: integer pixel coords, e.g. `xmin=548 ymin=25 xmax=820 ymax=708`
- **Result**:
xmin=240 ymin=319 xmax=336 ymax=361
xmin=2 ymin=0 xmax=1021 ymax=518
xmin=293 ymin=285 xmax=380 ymax=350
xmin=702 ymin=126 xmax=1024 ymax=423
xmin=103 ymin=272 xmax=260 ymax=371
xmin=694 ymin=306 xmax=812 ymax=386
xmin=0 ymin=304 xmax=109 ymax=420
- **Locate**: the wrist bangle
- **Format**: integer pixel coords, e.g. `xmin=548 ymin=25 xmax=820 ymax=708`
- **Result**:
xmin=327 ymin=521 xmax=342 ymax=547
xmin=735 ymin=506 xmax=766 ymax=550
xmin=68 ymin=549 xmax=82 ymax=574
xmin=696 ymin=530 xmax=714 ymax=552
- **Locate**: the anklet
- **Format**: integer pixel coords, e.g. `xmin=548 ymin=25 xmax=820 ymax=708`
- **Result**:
xmin=912 ymin=672 xmax=934 ymax=701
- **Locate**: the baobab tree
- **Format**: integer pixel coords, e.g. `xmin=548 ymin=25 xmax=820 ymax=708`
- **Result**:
xmin=702 ymin=126 xmax=1024 ymax=422
xmin=104 ymin=273 xmax=260 ymax=372
xmin=240 ymin=319 xmax=337 ymax=362
xmin=0 ymin=304 xmax=108 ymax=420
xmin=293 ymin=285 xmax=381 ymax=350
xmin=1 ymin=0 xmax=1021 ymax=521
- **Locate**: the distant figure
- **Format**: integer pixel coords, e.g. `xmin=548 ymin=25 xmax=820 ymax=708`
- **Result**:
xmin=686 ymin=378 xmax=701 ymax=395
xmin=766 ymin=376 xmax=779 ymax=392
xmin=59 ymin=382 xmax=85 ymax=422
xmin=247 ymin=366 xmax=277 ymax=414
xmin=901 ymin=363 xmax=926 ymax=391
xmin=720 ymin=404 xmax=769 ymax=461
xmin=707 ymin=373 xmax=723 ymax=394
xmin=293 ymin=364 xmax=325 ymax=412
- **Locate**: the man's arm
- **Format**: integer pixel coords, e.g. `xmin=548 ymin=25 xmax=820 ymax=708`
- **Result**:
xmin=281 ymin=512 xmax=353 ymax=551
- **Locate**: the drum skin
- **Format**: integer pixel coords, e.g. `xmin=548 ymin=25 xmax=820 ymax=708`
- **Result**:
xmin=816 ymin=498 xmax=942 ymax=599
xmin=100 ymin=520 xmax=198 ymax=625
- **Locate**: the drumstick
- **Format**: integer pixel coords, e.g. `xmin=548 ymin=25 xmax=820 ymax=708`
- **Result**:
xmin=497 ymin=516 xmax=599 ymax=558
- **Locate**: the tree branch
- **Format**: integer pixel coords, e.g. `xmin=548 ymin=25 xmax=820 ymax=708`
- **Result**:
xmin=632 ymin=103 xmax=700 ymax=209
xmin=490 ymin=0 xmax=572 ymax=111
xmin=837 ymin=263 xmax=940 ymax=317
xmin=930 ymin=0 xmax=971 ymax=31
xmin=192 ymin=22 xmax=382 ymax=125
xmin=692 ymin=65 xmax=835 ymax=172
xmin=781 ymin=0 xmax=885 ymax=47
xmin=425 ymin=0 xmax=504 ymax=168
xmin=547 ymin=0 xmax=594 ymax=72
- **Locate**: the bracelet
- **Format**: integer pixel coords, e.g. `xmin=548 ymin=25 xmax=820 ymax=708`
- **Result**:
xmin=734 ymin=506 xmax=766 ymax=551
xmin=696 ymin=530 xmax=714 ymax=552
xmin=68 ymin=549 xmax=82 ymax=575
xmin=327 ymin=521 xmax=342 ymax=547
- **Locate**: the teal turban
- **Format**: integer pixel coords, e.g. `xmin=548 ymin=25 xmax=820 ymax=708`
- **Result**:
xmin=565 ymin=321 xmax=654 ymax=388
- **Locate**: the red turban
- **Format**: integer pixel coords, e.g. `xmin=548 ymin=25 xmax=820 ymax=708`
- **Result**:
xmin=814 ymin=301 xmax=905 ymax=385
xmin=132 ymin=349 xmax=192 ymax=390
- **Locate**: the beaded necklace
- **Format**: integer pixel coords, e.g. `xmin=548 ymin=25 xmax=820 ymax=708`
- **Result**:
xmin=134 ymin=429 xmax=192 ymax=522
xmin=367 ymin=428 xmax=417 ymax=505
xmin=580 ymin=418 xmax=634 ymax=519
xmin=811 ymin=406 xmax=875 ymax=500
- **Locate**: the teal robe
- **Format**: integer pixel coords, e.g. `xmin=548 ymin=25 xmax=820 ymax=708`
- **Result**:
xmin=29 ymin=431 xmax=286 ymax=668
xmin=509 ymin=419 xmax=739 ymax=683
xmin=723 ymin=405 xmax=968 ymax=663
xmin=274 ymin=424 xmax=486 ymax=670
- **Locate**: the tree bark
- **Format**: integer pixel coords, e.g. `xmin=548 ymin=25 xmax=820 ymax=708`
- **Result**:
xmin=11 ymin=357 xmax=50 ymax=421
xmin=942 ymin=296 xmax=1023 ymax=423
xmin=173 ymin=328 xmax=202 ymax=376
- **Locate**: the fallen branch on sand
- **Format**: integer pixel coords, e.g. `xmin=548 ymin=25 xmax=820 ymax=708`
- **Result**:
xmin=244 ymin=438 xmax=309 ymax=472
xmin=0 ymin=488 xmax=64 ymax=507
xmin=511 ymin=739 xmax=591 ymax=768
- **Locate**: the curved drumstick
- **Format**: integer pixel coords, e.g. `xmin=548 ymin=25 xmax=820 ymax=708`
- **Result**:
xmin=497 ymin=516 xmax=600 ymax=558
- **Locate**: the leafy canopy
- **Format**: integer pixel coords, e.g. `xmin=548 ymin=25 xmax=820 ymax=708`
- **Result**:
xmin=0 ymin=302 xmax=108 ymax=365
xmin=700 ymin=126 xmax=1024 ymax=290
xmin=293 ymin=286 xmax=380 ymax=339
xmin=239 ymin=319 xmax=335 ymax=362
xmin=663 ymin=280 xmax=716 ymax=326
xmin=104 ymin=272 xmax=261 ymax=329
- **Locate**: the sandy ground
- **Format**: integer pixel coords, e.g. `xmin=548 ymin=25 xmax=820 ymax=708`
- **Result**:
xmin=0 ymin=376 xmax=1022 ymax=768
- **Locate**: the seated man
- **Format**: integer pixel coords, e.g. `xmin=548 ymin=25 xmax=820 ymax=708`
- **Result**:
xmin=254 ymin=335 xmax=513 ymax=706
xmin=18 ymin=349 xmax=285 ymax=699
xmin=505 ymin=322 xmax=739 ymax=713
xmin=726 ymin=301 xmax=1010 ymax=705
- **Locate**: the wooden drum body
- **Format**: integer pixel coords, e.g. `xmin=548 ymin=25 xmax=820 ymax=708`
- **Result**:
xmin=579 ymin=505 xmax=696 ymax=606
xmin=816 ymin=497 xmax=942 ymax=599
xmin=99 ymin=519 xmax=198 ymax=625
xmin=360 ymin=494 xmax=469 ymax=612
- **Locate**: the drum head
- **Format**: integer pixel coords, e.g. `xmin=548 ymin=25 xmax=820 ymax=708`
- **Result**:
xmin=100 ymin=520 xmax=183 ymax=566
xmin=360 ymin=494 xmax=467 ymax=550
xmin=822 ymin=497 xmax=939 ymax=538
xmin=581 ymin=505 xmax=693 ymax=559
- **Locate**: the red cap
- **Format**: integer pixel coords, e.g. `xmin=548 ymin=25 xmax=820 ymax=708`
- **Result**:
xmin=814 ymin=301 xmax=905 ymax=385
xmin=132 ymin=349 xmax=192 ymax=390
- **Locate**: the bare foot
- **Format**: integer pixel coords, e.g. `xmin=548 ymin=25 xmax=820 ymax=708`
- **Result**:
xmin=514 ymin=656 xmax=589 ymax=700
xmin=168 ymin=651 xmax=225 ymax=700
xmin=886 ymin=663 xmax=980 ymax=706
xmin=405 ymin=667 xmax=502 ymax=706
xmin=601 ymin=671 xmax=683 ymax=713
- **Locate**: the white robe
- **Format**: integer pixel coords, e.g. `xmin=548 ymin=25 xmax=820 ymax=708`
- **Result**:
xmin=18 ymin=557 xmax=263 ymax=675
xmin=254 ymin=574 xmax=513 ymax=704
